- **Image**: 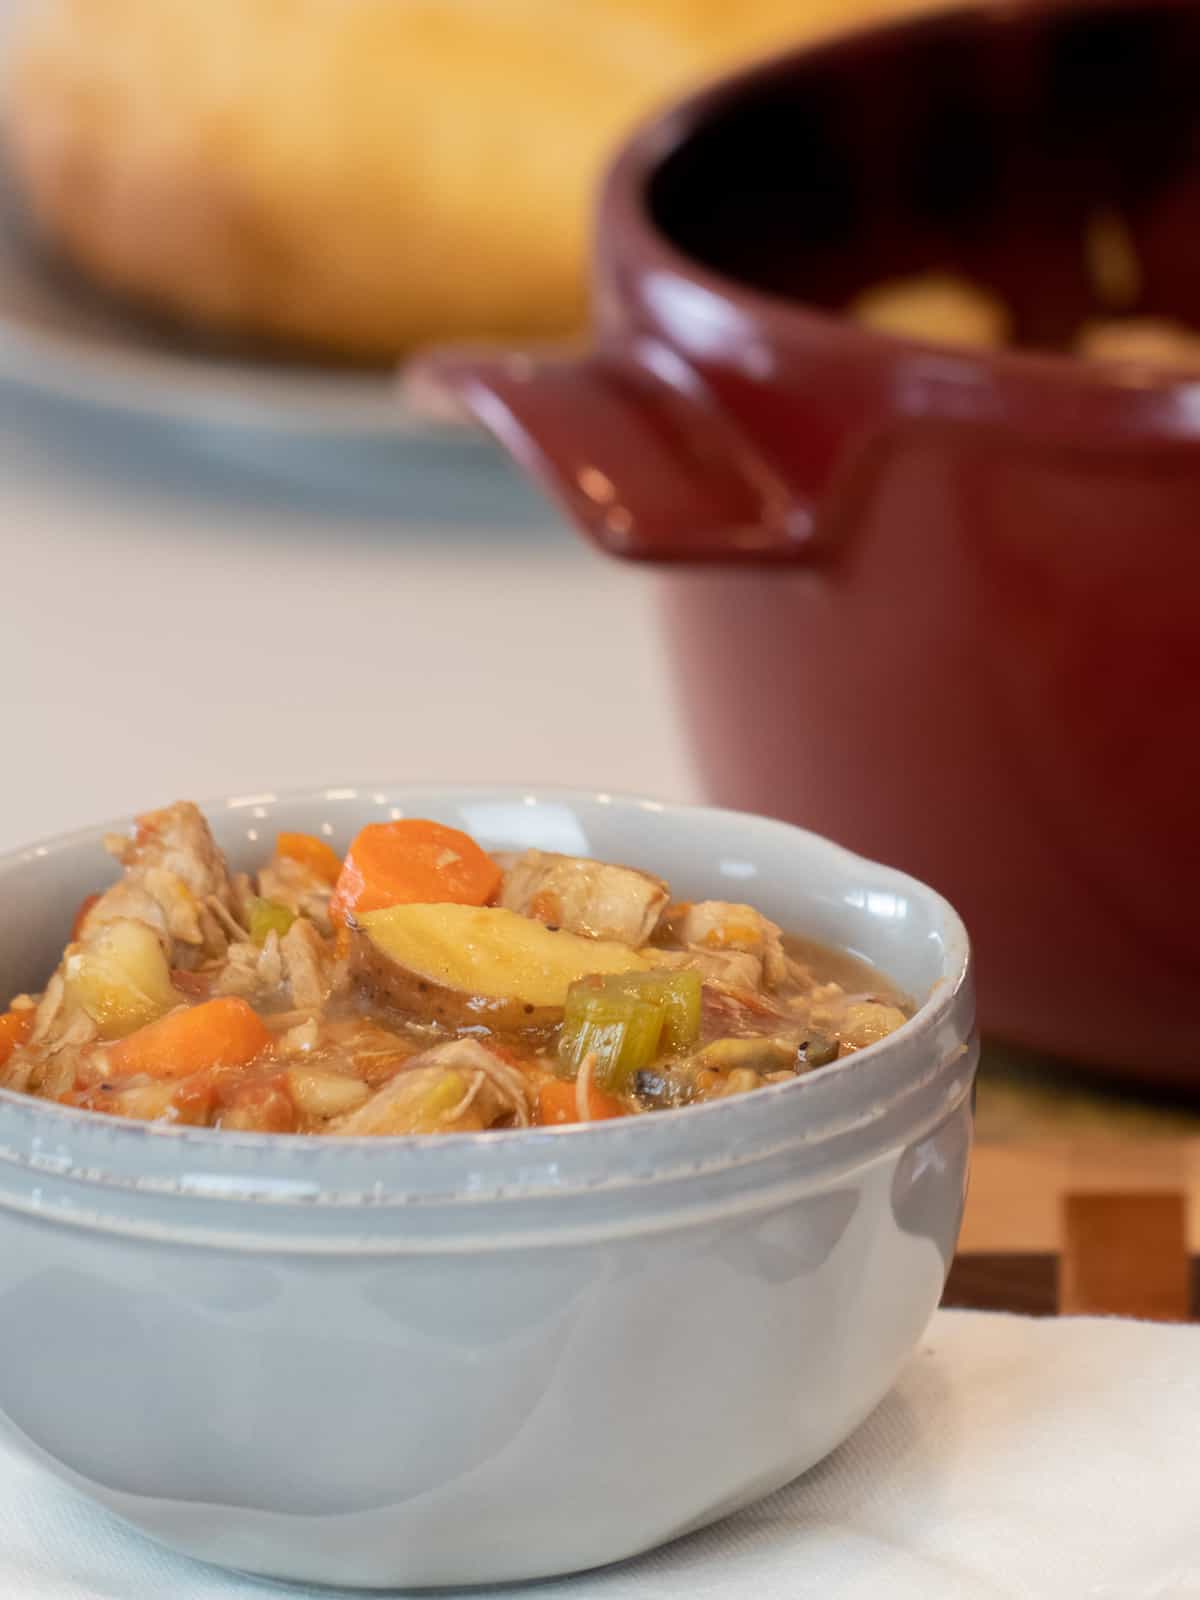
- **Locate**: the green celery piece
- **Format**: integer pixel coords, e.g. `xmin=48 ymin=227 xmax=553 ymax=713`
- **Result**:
xmin=248 ymin=897 xmax=297 ymax=946
xmin=559 ymin=984 xmax=665 ymax=1093
xmin=607 ymin=969 xmax=702 ymax=1054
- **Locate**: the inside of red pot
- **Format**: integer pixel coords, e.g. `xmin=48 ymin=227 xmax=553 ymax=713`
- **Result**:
xmin=649 ymin=1 xmax=1200 ymax=353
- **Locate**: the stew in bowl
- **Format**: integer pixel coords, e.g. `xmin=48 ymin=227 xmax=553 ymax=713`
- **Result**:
xmin=0 ymin=801 xmax=910 ymax=1135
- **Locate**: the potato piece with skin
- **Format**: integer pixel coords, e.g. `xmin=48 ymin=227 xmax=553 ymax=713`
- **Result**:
xmin=352 ymin=903 xmax=648 ymax=1030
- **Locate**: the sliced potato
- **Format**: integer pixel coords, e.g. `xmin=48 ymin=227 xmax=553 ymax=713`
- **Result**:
xmin=353 ymin=903 xmax=648 ymax=1029
xmin=285 ymin=1067 xmax=370 ymax=1120
xmin=836 ymin=1001 xmax=909 ymax=1055
xmin=63 ymin=918 xmax=179 ymax=1039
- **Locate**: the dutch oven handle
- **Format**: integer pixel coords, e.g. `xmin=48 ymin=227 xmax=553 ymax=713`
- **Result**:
xmin=406 ymin=346 xmax=817 ymax=563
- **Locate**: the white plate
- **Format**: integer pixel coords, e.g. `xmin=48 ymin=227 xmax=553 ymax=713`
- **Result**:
xmin=0 ymin=152 xmax=473 ymax=444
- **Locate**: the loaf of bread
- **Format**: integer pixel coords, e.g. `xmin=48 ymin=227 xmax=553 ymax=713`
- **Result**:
xmin=3 ymin=0 xmax=946 ymax=361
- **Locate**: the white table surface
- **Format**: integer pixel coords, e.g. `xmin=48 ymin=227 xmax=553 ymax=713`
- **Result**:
xmin=0 ymin=386 xmax=701 ymax=853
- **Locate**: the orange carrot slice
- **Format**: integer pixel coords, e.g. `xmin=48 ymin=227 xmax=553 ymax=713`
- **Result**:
xmin=0 ymin=1008 xmax=34 ymax=1067
xmin=329 ymin=819 xmax=501 ymax=923
xmin=107 ymin=997 xmax=272 ymax=1081
xmin=536 ymin=1075 xmax=626 ymax=1126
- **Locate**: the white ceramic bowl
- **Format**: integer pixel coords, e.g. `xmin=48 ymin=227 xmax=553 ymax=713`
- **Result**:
xmin=0 ymin=785 xmax=976 ymax=1589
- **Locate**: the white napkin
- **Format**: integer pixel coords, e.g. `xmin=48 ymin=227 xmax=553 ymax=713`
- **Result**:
xmin=2 ymin=1310 xmax=1196 ymax=1600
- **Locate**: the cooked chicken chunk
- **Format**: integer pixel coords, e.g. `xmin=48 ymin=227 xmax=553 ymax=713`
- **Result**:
xmin=642 ymin=945 xmax=764 ymax=991
xmin=329 ymin=1038 xmax=531 ymax=1135
xmin=214 ymin=917 xmax=335 ymax=1011
xmin=89 ymin=801 xmax=237 ymax=963
xmin=213 ymin=936 xmax=283 ymax=1001
xmin=677 ymin=901 xmax=788 ymax=987
xmin=830 ymin=999 xmax=910 ymax=1056
xmin=257 ymin=852 xmax=334 ymax=934
xmin=498 ymin=849 xmax=668 ymax=946
xmin=21 ymin=804 xmax=238 ymax=1057
xmin=106 ymin=802 xmax=232 ymax=900
xmin=280 ymin=917 xmax=334 ymax=1010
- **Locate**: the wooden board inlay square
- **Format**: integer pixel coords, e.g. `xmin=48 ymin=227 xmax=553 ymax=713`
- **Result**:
xmin=1060 ymin=1193 xmax=1190 ymax=1322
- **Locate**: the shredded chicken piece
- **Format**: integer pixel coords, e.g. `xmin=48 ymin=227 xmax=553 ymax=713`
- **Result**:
xmin=211 ymin=917 xmax=333 ymax=1012
xmin=257 ymin=853 xmax=334 ymax=934
xmin=23 ymin=1049 xmax=80 ymax=1100
xmin=678 ymin=901 xmax=788 ymax=987
xmin=498 ymin=849 xmax=668 ymax=946
xmin=329 ymin=1038 xmax=531 ymax=1135
xmin=446 ymin=1040 xmax=531 ymax=1128
xmin=28 ymin=971 xmax=65 ymax=1049
xmin=703 ymin=982 xmax=790 ymax=1038
xmin=780 ymin=955 xmax=820 ymax=993
xmin=106 ymin=803 xmax=231 ymax=896
xmin=3 ymin=975 xmax=93 ymax=1090
xmin=206 ymin=894 xmax=248 ymax=943
xmin=443 ymin=1071 xmax=485 ymax=1124
xmin=21 ymin=968 xmax=98 ymax=1060
xmin=280 ymin=1016 xmax=320 ymax=1055
xmin=642 ymin=945 xmax=764 ymax=991
xmin=214 ymin=934 xmax=284 ymax=999
xmin=280 ymin=918 xmax=332 ymax=1011
xmin=94 ymin=802 xmax=236 ymax=964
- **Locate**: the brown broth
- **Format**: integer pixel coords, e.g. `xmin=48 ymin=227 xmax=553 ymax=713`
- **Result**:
xmin=781 ymin=933 xmax=908 ymax=1001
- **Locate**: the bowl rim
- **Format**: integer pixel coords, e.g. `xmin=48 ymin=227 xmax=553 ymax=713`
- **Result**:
xmin=0 ymin=782 xmax=975 ymax=1210
xmin=602 ymin=0 xmax=1200 ymax=413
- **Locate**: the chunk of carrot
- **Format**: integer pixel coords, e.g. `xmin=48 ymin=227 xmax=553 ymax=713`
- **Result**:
xmin=0 ymin=1008 xmax=34 ymax=1067
xmin=106 ymin=997 xmax=272 ymax=1081
xmin=276 ymin=831 xmax=343 ymax=886
xmin=536 ymin=1075 xmax=626 ymax=1126
xmin=329 ymin=819 xmax=502 ymax=923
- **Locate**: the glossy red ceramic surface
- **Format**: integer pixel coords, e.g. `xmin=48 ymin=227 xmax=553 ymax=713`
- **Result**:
xmin=418 ymin=0 xmax=1200 ymax=1079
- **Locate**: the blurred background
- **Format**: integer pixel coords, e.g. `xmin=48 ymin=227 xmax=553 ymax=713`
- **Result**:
xmin=0 ymin=0 xmax=1196 ymax=1140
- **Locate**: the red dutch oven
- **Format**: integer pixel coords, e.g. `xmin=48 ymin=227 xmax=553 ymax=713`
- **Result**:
xmin=419 ymin=0 xmax=1200 ymax=1083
